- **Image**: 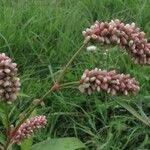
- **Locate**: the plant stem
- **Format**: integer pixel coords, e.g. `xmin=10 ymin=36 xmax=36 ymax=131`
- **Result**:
xmin=5 ymin=103 xmax=10 ymax=131
xmin=4 ymin=103 xmax=10 ymax=150
xmin=21 ymin=40 xmax=88 ymax=125
xmin=15 ymin=87 xmax=53 ymax=134
xmin=60 ymin=81 xmax=80 ymax=87
xmin=57 ymin=41 xmax=88 ymax=83
xmin=13 ymin=81 xmax=80 ymax=133
xmin=4 ymin=40 xmax=88 ymax=149
xmin=3 ymin=87 xmax=54 ymax=150
xmin=4 ymin=141 xmax=9 ymax=150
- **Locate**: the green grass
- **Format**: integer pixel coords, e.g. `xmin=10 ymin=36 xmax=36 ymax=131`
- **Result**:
xmin=0 ymin=0 xmax=150 ymax=149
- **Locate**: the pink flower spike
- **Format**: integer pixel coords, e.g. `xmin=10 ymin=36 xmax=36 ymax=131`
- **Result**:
xmin=82 ymin=20 xmax=150 ymax=65
xmin=0 ymin=53 xmax=20 ymax=103
xmin=79 ymin=68 xmax=140 ymax=96
xmin=11 ymin=115 xmax=47 ymax=144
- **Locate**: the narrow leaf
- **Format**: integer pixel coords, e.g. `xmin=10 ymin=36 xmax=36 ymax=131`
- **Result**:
xmin=115 ymin=100 xmax=150 ymax=127
xmin=17 ymin=93 xmax=30 ymax=98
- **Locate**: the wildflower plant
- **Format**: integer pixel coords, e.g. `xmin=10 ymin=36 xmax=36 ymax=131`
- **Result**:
xmin=0 ymin=19 xmax=149 ymax=150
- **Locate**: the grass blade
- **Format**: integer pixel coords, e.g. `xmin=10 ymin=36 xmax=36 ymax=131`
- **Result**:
xmin=115 ymin=100 xmax=150 ymax=127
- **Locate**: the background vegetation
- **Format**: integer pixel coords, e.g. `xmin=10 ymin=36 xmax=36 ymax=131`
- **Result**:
xmin=0 ymin=0 xmax=150 ymax=149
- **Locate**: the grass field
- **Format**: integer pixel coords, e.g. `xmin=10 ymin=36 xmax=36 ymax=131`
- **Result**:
xmin=0 ymin=0 xmax=150 ymax=149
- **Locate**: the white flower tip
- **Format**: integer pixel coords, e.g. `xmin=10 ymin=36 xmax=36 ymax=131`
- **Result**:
xmin=86 ymin=45 xmax=97 ymax=52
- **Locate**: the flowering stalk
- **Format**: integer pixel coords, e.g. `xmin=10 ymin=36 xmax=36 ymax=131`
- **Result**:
xmin=13 ymin=41 xmax=88 ymax=132
xmin=0 ymin=53 xmax=20 ymax=150
xmin=3 ymin=39 xmax=89 ymax=149
xmin=82 ymin=19 xmax=150 ymax=65
xmin=57 ymin=38 xmax=90 ymax=83
xmin=60 ymin=81 xmax=80 ymax=88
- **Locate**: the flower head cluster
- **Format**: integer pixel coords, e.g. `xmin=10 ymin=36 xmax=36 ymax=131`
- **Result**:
xmin=82 ymin=19 xmax=150 ymax=65
xmin=79 ymin=68 xmax=140 ymax=95
xmin=0 ymin=53 xmax=20 ymax=103
xmin=12 ymin=115 xmax=47 ymax=144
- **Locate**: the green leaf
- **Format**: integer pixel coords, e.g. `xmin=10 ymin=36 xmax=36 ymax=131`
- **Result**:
xmin=0 ymin=132 xmax=5 ymax=145
xmin=115 ymin=100 xmax=150 ymax=127
xmin=136 ymin=104 xmax=150 ymax=124
xmin=30 ymin=108 xmax=37 ymax=118
xmin=30 ymin=137 xmax=86 ymax=150
xmin=17 ymin=92 xmax=30 ymax=98
xmin=21 ymin=138 xmax=33 ymax=150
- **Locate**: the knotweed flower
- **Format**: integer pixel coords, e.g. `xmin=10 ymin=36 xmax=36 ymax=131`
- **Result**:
xmin=79 ymin=68 xmax=140 ymax=95
xmin=11 ymin=115 xmax=47 ymax=144
xmin=0 ymin=53 xmax=20 ymax=103
xmin=82 ymin=19 xmax=150 ymax=65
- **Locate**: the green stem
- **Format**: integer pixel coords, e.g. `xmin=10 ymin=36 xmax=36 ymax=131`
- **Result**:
xmin=57 ymin=41 xmax=88 ymax=83
xmin=4 ymin=141 xmax=9 ymax=150
xmin=4 ymin=39 xmax=89 ymax=149
xmin=14 ymin=87 xmax=53 ymax=135
xmin=5 ymin=103 xmax=10 ymax=131
xmin=14 ymin=81 xmax=80 ymax=132
xmin=4 ymin=103 xmax=10 ymax=150
xmin=3 ymin=87 xmax=54 ymax=150
xmin=60 ymin=81 xmax=80 ymax=87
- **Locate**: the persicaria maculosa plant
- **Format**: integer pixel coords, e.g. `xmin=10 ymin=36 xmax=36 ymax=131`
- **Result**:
xmin=0 ymin=19 xmax=149 ymax=150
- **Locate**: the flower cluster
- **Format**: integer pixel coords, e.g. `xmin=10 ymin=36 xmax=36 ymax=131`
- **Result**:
xmin=82 ymin=19 xmax=150 ymax=65
xmin=79 ymin=68 xmax=140 ymax=95
xmin=11 ymin=115 xmax=47 ymax=144
xmin=0 ymin=53 xmax=20 ymax=103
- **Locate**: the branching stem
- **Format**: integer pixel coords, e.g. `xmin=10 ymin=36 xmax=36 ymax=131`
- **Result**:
xmin=4 ymin=39 xmax=89 ymax=149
